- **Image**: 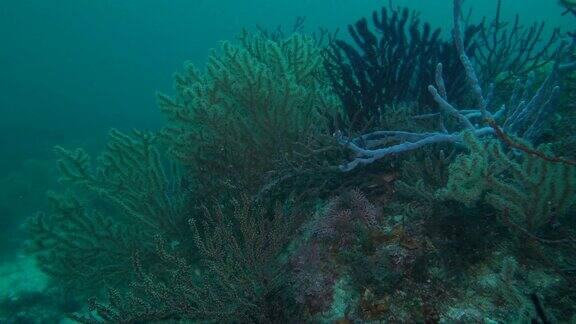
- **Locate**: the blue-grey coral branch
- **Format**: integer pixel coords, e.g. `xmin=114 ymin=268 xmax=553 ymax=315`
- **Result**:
xmin=336 ymin=0 xmax=574 ymax=172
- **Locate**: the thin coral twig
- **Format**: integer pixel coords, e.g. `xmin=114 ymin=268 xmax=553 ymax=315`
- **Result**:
xmin=486 ymin=118 xmax=576 ymax=166
xmin=500 ymin=208 xmax=576 ymax=244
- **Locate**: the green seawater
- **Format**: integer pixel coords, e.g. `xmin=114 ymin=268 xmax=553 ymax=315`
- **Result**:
xmin=0 ymin=0 xmax=574 ymax=322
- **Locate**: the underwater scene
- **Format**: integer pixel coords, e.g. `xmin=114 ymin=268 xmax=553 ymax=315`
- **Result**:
xmin=1 ymin=0 xmax=575 ymax=322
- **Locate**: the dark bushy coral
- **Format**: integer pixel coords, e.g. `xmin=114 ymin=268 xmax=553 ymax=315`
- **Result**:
xmin=325 ymin=6 xmax=480 ymax=132
xmin=324 ymin=2 xmax=561 ymax=135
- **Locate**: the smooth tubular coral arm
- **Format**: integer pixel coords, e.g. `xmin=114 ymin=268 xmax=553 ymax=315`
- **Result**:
xmin=335 ymin=0 xmax=572 ymax=171
xmin=428 ymin=85 xmax=475 ymax=130
xmin=336 ymin=127 xmax=494 ymax=172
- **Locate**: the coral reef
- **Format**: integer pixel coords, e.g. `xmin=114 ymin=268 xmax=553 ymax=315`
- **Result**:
xmin=21 ymin=0 xmax=576 ymax=323
xmin=335 ymin=0 xmax=574 ymax=172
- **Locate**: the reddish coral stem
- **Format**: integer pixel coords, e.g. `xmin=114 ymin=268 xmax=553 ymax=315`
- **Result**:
xmin=486 ymin=119 xmax=576 ymax=166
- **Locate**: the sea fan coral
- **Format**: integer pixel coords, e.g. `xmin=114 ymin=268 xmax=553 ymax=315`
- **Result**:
xmin=158 ymin=30 xmax=341 ymax=202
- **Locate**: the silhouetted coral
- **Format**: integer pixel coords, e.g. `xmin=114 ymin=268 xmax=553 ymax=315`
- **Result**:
xmin=475 ymin=0 xmax=560 ymax=86
xmin=324 ymin=5 xmax=480 ymax=133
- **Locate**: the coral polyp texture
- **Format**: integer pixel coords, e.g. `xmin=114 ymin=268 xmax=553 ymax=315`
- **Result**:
xmin=20 ymin=0 xmax=576 ymax=323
